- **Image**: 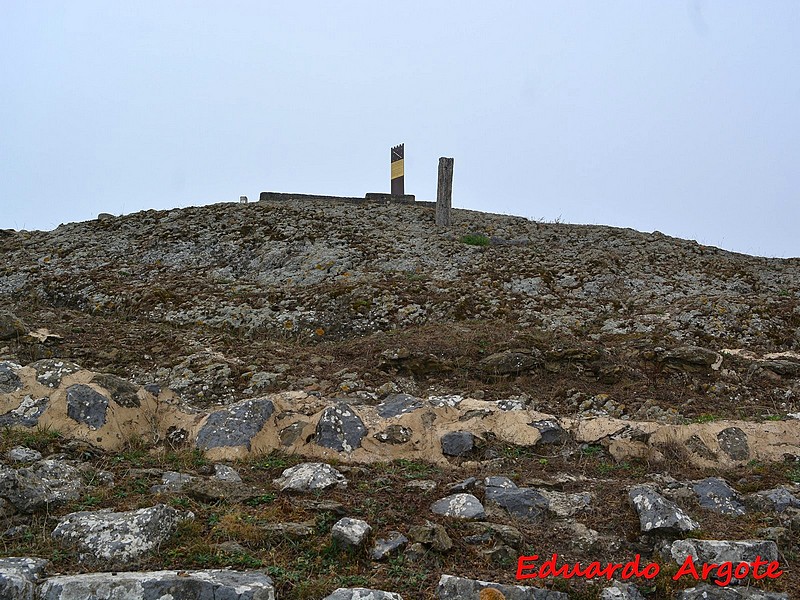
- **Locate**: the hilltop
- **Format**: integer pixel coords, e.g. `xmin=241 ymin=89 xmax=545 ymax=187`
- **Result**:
xmin=0 ymin=196 xmax=798 ymax=599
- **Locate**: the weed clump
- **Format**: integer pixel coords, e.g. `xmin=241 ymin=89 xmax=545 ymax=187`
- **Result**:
xmin=460 ymin=234 xmax=490 ymax=246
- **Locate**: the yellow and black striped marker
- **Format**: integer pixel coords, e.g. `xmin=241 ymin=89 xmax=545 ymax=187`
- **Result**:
xmin=391 ymin=143 xmax=404 ymax=195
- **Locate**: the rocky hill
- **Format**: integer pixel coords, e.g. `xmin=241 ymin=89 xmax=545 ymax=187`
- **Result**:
xmin=0 ymin=195 xmax=798 ymax=599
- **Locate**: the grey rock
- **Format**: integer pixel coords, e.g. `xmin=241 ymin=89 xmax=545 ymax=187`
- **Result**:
xmin=0 ymin=557 xmax=48 ymax=600
xmin=273 ymin=462 xmax=348 ymax=492
xmin=196 ymin=397 xmax=275 ymax=451
xmin=0 ymin=362 xmax=22 ymax=393
xmin=373 ymin=425 xmax=412 ymax=445
xmin=670 ymin=539 xmax=779 ymax=571
xmin=481 ymin=544 xmax=517 ymax=565
xmin=90 ymin=373 xmax=141 ymax=408
xmin=0 ymin=459 xmax=82 ymax=513
xmin=676 ymin=584 xmax=787 ymax=599
xmin=757 ymin=526 xmax=790 ymax=545
xmin=29 ymin=359 xmax=81 ymax=388
xmin=65 ymin=384 xmax=109 ymax=429
xmin=484 ymin=476 xmax=516 ymax=488
xmin=448 ymin=477 xmax=477 ymax=492
xmin=629 ymin=485 xmax=699 ymax=533
xmin=462 ymin=522 xmax=523 ymax=549
xmin=184 ymin=478 xmax=258 ymax=503
xmin=404 ymin=542 xmax=427 ymax=562
xmin=408 ymin=521 xmax=452 ymax=551
xmin=440 ymin=431 xmax=474 ymax=456
xmin=431 ymin=493 xmax=485 ymax=519
xmin=748 ymin=487 xmax=800 ymax=513
xmin=376 ymin=393 xmax=423 ymax=418
xmin=262 ymin=522 xmax=315 ymax=538
xmin=479 ymin=349 xmax=543 ymax=376
xmin=214 ymin=540 xmax=248 ymax=554
xmin=601 ymin=581 xmax=645 ymax=600
xmin=315 ymin=402 xmax=367 ymax=452
xmin=485 ymin=486 xmax=549 ymax=521
xmin=661 ymin=346 xmax=722 ymax=371
xmin=371 ymin=531 xmax=408 ymax=560
xmin=323 ymin=588 xmax=403 ymax=600
xmin=760 ymin=360 xmax=800 ymax=377
xmin=539 ymin=489 xmax=592 ymax=517
xmin=5 ymin=447 xmax=42 ymax=463
xmin=51 ymin=504 xmax=184 ymax=563
xmin=692 ymin=477 xmax=745 ymax=516
xmin=279 ymin=421 xmax=306 ymax=446
xmin=0 ymin=312 xmax=27 ymax=341
xmin=38 ymin=569 xmax=275 ymax=600
xmin=405 ymin=479 xmax=436 ymax=492
xmin=530 ymin=419 xmax=568 ymax=444
xmin=686 ymin=434 xmax=717 ymax=460
xmin=213 ymin=463 xmax=243 ymax=482
xmin=331 ymin=517 xmax=372 ymax=547
xmin=437 ymin=574 xmax=569 ymax=599
xmin=717 ymin=427 xmax=750 ymax=460
xmin=0 ymin=395 xmax=49 ymax=428
xmin=149 ymin=471 xmax=194 ymax=493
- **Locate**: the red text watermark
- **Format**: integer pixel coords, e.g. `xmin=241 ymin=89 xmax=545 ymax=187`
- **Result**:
xmin=516 ymin=553 xmax=783 ymax=587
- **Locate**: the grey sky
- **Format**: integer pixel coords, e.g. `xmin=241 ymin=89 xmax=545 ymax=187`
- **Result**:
xmin=2 ymin=1 xmax=798 ymax=257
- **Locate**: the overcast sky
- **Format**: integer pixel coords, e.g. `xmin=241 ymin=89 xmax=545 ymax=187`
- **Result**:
xmin=2 ymin=2 xmax=798 ymax=257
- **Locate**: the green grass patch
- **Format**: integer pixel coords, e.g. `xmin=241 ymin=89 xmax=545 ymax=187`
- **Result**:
xmin=460 ymin=233 xmax=490 ymax=246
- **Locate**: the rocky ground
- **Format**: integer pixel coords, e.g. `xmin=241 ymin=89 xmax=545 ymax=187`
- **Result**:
xmin=0 ymin=195 xmax=799 ymax=599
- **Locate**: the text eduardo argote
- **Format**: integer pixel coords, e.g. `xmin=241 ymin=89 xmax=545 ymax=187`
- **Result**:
xmin=516 ymin=553 xmax=783 ymax=587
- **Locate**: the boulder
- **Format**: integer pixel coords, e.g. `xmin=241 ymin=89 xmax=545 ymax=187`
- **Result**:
xmin=65 ymin=384 xmax=109 ymax=429
xmin=660 ymin=346 xmax=722 ymax=372
xmin=38 ymin=570 xmax=275 ymax=600
xmin=28 ymin=360 xmax=81 ymax=388
xmin=149 ymin=471 xmax=194 ymax=494
xmin=461 ymin=522 xmax=523 ymax=549
xmin=5 ymin=447 xmax=42 ymax=464
xmin=196 ymin=397 xmax=275 ymax=451
xmin=437 ymin=574 xmax=568 ymax=599
xmin=376 ymin=394 xmax=423 ymax=418
xmin=628 ymin=486 xmax=699 ymax=533
xmin=90 ymin=373 xmax=141 ymax=408
xmin=670 ymin=539 xmax=779 ymax=571
xmin=485 ymin=485 xmax=549 ymax=522
xmin=0 ymin=460 xmax=83 ymax=513
xmin=676 ymin=584 xmax=787 ymax=599
xmin=529 ymin=419 xmax=568 ymax=444
xmin=691 ymin=477 xmax=745 ymax=516
xmin=600 ymin=582 xmax=645 ymax=600
xmin=430 ymin=493 xmax=485 ymax=519
xmin=213 ymin=463 xmax=242 ymax=482
xmin=371 ymin=532 xmax=408 ymax=560
xmin=331 ymin=517 xmax=372 ymax=547
xmin=717 ymin=427 xmax=750 ymax=461
xmin=440 ymin=431 xmax=474 ymax=456
xmin=0 ymin=557 xmax=48 ymax=600
xmin=0 ymin=311 xmax=27 ymax=340
xmin=0 ymin=362 xmax=23 ymax=393
xmin=323 ymin=589 xmax=403 ymax=600
xmin=0 ymin=395 xmax=49 ymax=428
xmin=408 ymin=521 xmax=452 ymax=552
xmin=273 ymin=462 xmax=347 ymax=492
xmin=314 ymin=402 xmax=367 ymax=452
xmin=51 ymin=504 xmax=184 ymax=563
xmin=479 ymin=349 xmax=542 ymax=376
xmin=374 ymin=425 xmax=413 ymax=445
xmin=747 ymin=487 xmax=800 ymax=513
